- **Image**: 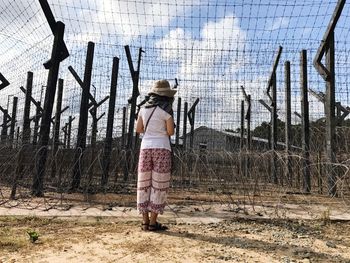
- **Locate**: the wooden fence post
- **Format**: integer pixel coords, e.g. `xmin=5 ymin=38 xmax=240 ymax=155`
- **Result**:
xmin=101 ymin=57 xmax=119 ymax=188
xmin=313 ymin=0 xmax=345 ymax=196
xmin=300 ymin=50 xmax=311 ymax=193
xmin=33 ymin=22 xmax=67 ymax=196
xmin=284 ymin=61 xmax=293 ymax=187
xmin=71 ymin=41 xmax=95 ymax=191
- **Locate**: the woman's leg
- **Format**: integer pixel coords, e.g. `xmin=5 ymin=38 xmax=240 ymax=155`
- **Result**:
xmin=137 ymin=149 xmax=153 ymax=221
xmin=142 ymin=212 xmax=150 ymax=225
xmin=149 ymin=148 xmax=171 ymax=226
xmin=149 ymin=211 xmax=158 ymax=226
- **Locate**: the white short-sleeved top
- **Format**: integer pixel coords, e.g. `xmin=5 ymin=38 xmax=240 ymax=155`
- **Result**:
xmin=139 ymin=106 xmax=172 ymax=151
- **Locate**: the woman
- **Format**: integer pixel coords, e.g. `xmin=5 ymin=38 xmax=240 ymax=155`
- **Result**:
xmin=136 ymin=79 xmax=176 ymax=231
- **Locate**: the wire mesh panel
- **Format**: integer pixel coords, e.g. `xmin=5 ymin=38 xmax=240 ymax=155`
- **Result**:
xmin=0 ymin=0 xmax=350 ymax=216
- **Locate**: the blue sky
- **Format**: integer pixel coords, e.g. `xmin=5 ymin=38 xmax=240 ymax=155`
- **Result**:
xmin=0 ymin=0 xmax=349 ymax=138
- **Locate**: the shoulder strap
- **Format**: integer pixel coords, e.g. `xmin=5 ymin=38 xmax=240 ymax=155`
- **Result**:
xmin=144 ymin=106 xmax=157 ymax=133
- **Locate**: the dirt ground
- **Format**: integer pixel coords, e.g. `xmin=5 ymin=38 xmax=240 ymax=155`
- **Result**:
xmin=0 ymin=215 xmax=350 ymax=263
xmin=0 ymin=188 xmax=350 ymax=262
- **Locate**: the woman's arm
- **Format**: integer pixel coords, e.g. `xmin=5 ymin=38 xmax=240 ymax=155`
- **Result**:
xmin=136 ymin=115 xmax=144 ymax=134
xmin=166 ymin=117 xmax=175 ymax=136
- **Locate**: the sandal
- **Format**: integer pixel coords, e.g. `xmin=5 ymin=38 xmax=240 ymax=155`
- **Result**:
xmin=141 ymin=223 xmax=149 ymax=231
xmin=148 ymin=222 xmax=168 ymax=231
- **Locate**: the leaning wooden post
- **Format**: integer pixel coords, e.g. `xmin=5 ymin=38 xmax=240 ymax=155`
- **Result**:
xmin=266 ymin=46 xmax=283 ymax=184
xmin=284 ymin=61 xmax=293 ymax=186
xmin=71 ymin=42 xmax=95 ymax=191
xmin=101 ymin=57 xmax=119 ymax=188
xmin=32 ymin=0 xmax=70 ymax=196
xmin=123 ymin=46 xmax=143 ymax=181
xmin=22 ymin=71 xmax=33 ymax=145
xmin=313 ymin=0 xmax=345 ymax=196
xmin=32 ymin=22 xmax=67 ymax=197
xmin=300 ymin=50 xmax=311 ymax=193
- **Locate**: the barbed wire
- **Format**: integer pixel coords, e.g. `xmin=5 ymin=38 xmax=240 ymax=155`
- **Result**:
xmin=0 ymin=0 xmax=349 ymax=219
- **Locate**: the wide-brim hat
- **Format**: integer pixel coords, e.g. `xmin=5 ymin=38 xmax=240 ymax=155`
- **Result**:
xmin=148 ymin=79 xmax=177 ymax=97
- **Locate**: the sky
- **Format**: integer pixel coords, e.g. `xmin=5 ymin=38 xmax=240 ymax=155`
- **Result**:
xmin=0 ymin=0 xmax=349 ymax=140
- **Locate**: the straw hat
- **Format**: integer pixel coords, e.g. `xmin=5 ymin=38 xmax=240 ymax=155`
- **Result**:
xmin=148 ymin=79 xmax=177 ymax=97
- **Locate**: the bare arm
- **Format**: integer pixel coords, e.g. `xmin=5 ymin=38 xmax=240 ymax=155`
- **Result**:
xmin=166 ymin=117 xmax=175 ymax=136
xmin=136 ymin=115 xmax=144 ymax=134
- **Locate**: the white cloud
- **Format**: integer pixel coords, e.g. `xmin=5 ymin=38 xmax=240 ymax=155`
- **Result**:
xmin=154 ymin=15 xmax=248 ymax=130
xmin=267 ymin=17 xmax=290 ymax=31
xmin=155 ymin=16 xmax=252 ymax=131
xmin=156 ymin=15 xmax=246 ymax=77
xmin=90 ymin=0 xmax=199 ymax=44
xmin=45 ymin=0 xmax=200 ymax=44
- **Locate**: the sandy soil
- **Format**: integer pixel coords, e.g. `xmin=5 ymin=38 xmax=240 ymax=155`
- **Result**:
xmin=0 ymin=215 xmax=350 ymax=263
xmin=1 ymin=188 xmax=350 ymax=262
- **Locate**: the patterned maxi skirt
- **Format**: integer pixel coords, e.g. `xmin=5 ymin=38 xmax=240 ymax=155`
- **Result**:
xmin=137 ymin=148 xmax=171 ymax=214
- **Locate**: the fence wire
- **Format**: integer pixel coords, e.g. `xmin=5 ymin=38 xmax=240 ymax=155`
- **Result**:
xmin=0 ymin=0 xmax=350 ymax=219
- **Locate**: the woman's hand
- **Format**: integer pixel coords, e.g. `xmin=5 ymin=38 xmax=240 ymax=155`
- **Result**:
xmin=136 ymin=115 xmax=144 ymax=133
xmin=166 ymin=117 xmax=175 ymax=136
